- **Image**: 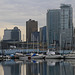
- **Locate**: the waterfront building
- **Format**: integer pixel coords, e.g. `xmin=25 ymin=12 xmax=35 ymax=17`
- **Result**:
xmin=47 ymin=4 xmax=73 ymax=49
xmin=3 ymin=29 xmax=12 ymax=40
xmin=3 ymin=27 xmax=21 ymax=41
xmin=11 ymin=27 xmax=21 ymax=41
xmin=26 ymin=19 xmax=38 ymax=42
xmin=40 ymin=26 xmax=47 ymax=43
xmin=47 ymin=9 xmax=60 ymax=49
xmin=60 ymin=4 xmax=73 ymax=49
xmin=31 ymin=31 xmax=40 ymax=42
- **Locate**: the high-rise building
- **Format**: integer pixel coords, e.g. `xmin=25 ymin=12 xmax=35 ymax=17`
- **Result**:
xmin=60 ymin=4 xmax=73 ymax=49
xmin=47 ymin=4 xmax=73 ymax=49
xmin=47 ymin=9 xmax=60 ymax=49
xmin=3 ymin=27 xmax=21 ymax=41
xmin=40 ymin=26 xmax=47 ymax=43
xmin=73 ymin=28 xmax=75 ymax=47
xmin=26 ymin=19 xmax=38 ymax=42
xmin=3 ymin=29 xmax=12 ymax=40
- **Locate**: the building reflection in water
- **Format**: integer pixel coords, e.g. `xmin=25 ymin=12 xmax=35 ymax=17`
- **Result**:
xmin=0 ymin=59 xmax=75 ymax=75
xmin=47 ymin=60 xmax=74 ymax=75
xmin=21 ymin=63 xmax=26 ymax=75
xmin=1 ymin=60 xmax=22 ymax=75
xmin=0 ymin=65 xmax=4 ymax=75
xmin=26 ymin=60 xmax=47 ymax=75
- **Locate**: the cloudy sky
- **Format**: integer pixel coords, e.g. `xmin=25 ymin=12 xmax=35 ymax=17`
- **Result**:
xmin=0 ymin=0 xmax=75 ymax=41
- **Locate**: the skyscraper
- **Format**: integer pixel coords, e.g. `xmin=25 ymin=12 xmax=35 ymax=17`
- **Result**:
xmin=60 ymin=4 xmax=73 ymax=49
xmin=47 ymin=9 xmax=60 ymax=49
xmin=3 ymin=29 xmax=12 ymax=40
xmin=47 ymin=4 xmax=73 ymax=49
xmin=26 ymin=19 xmax=38 ymax=42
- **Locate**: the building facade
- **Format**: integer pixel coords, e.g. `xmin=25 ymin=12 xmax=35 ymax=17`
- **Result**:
xmin=11 ymin=27 xmax=21 ymax=41
xmin=3 ymin=29 xmax=12 ymax=40
xmin=47 ymin=9 xmax=60 ymax=49
xmin=26 ymin=19 xmax=38 ymax=42
xmin=60 ymin=4 xmax=73 ymax=49
xmin=73 ymin=28 xmax=75 ymax=48
xmin=3 ymin=27 xmax=21 ymax=41
xmin=47 ymin=4 xmax=73 ymax=49
xmin=40 ymin=26 xmax=47 ymax=43
xmin=31 ymin=32 xmax=40 ymax=42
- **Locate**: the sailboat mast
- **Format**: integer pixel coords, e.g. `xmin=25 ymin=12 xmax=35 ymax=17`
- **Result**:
xmin=33 ymin=35 xmax=34 ymax=49
xmin=43 ymin=35 xmax=44 ymax=51
xmin=27 ymin=39 xmax=28 ymax=53
xmin=54 ymin=32 xmax=55 ymax=50
xmin=60 ymin=34 xmax=61 ymax=52
xmin=37 ymin=37 xmax=38 ymax=53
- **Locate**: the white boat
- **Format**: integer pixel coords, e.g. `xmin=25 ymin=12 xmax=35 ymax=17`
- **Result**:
xmin=46 ymin=49 xmax=55 ymax=55
xmin=46 ymin=54 xmax=63 ymax=59
xmin=19 ymin=53 xmax=45 ymax=60
xmin=16 ymin=53 xmax=24 ymax=57
xmin=46 ymin=49 xmax=63 ymax=59
xmin=31 ymin=53 xmax=45 ymax=59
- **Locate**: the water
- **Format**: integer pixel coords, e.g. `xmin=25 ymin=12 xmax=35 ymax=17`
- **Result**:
xmin=0 ymin=59 xmax=75 ymax=75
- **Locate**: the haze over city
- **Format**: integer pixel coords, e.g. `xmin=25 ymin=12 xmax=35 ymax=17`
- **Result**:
xmin=0 ymin=0 xmax=75 ymax=40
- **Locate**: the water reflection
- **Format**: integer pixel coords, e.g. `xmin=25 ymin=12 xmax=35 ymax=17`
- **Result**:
xmin=26 ymin=60 xmax=47 ymax=75
xmin=0 ymin=59 xmax=75 ymax=75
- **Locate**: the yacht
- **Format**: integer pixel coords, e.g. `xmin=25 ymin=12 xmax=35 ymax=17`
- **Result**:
xmin=46 ymin=49 xmax=63 ymax=59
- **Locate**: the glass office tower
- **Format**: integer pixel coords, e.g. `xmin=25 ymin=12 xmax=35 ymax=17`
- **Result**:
xmin=60 ymin=4 xmax=73 ymax=49
xmin=47 ymin=9 xmax=60 ymax=49
xmin=47 ymin=4 xmax=73 ymax=49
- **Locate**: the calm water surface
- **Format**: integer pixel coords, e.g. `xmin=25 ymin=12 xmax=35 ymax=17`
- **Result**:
xmin=0 ymin=59 xmax=75 ymax=75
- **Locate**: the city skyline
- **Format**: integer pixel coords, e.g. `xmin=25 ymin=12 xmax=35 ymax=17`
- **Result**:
xmin=0 ymin=0 xmax=75 ymax=40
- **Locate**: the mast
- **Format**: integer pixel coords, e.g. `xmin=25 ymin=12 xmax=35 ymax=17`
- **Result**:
xmin=43 ymin=35 xmax=44 ymax=51
xmin=27 ymin=39 xmax=28 ymax=53
xmin=54 ymin=32 xmax=55 ymax=50
xmin=60 ymin=34 xmax=61 ymax=54
xmin=37 ymin=37 xmax=38 ymax=53
xmin=22 ymin=34 xmax=24 ymax=49
xmin=70 ymin=40 xmax=71 ymax=50
xmin=33 ymin=35 xmax=34 ymax=50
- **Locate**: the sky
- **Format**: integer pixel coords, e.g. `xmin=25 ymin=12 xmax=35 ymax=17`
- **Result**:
xmin=0 ymin=0 xmax=75 ymax=41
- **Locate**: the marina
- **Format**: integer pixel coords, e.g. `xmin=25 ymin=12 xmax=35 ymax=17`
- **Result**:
xmin=0 ymin=49 xmax=75 ymax=61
